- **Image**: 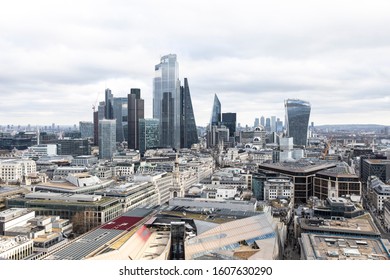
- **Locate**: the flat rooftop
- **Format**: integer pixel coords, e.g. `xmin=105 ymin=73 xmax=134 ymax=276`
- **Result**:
xmin=300 ymin=215 xmax=380 ymax=236
xmin=259 ymin=161 xmax=337 ymax=174
xmin=364 ymin=159 xmax=390 ymax=164
xmin=300 ymin=233 xmax=390 ymax=260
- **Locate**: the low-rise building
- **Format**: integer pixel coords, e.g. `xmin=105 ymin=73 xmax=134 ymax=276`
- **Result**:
xmin=367 ymin=176 xmax=390 ymax=212
xmin=296 ymin=215 xmax=380 ymax=239
xmin=312 ymin=197 xmax=364 ymax=219
xmin=6 ymin=192 xmax=122 ymax=231
xmin=0 ymin=159 xmax=36 ymax=184
xmin=71 ymin=155 xmax=98 ymax=166
xmin=95 ymin=181 xmax=159 ymax=212
xmin=0 ymin=235 xmax=33 ymax=260
xmin=300 ymin=233 xmax=390 ymax=260
xmin=134 ymin=172 xmax=173 ymax=204
xmin=32 ymin=173 xmax=113 ymax=194
xmin=169 ymin=197 xmax=257 ymax=212
xmin=263 ymin=178 xmax=294 ymax=201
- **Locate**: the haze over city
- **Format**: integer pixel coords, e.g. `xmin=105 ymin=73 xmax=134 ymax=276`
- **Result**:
xmin=1 ymin=0 xmax=390 ymax=126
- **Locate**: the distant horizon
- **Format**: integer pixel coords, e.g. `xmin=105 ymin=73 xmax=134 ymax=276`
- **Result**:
xmin=0 ymin=122 xmax=388 ymax=129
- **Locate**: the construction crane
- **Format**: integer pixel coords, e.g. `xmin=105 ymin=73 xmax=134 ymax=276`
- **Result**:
xmin=92 ymin=92 xmax=100 ymax=112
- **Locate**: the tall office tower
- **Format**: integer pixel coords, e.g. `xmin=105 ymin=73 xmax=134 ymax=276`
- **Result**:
xmin=104 ymin=88 xmax=114 ymax=119
xmin=112 ymin=97 xmax=128 ymax=143
xmin=222 ymin=113 xmax=236 ymax=138
xmin=98 ymin=119 xmax=116 ymax=159
xmin=271 ymin=116 xmax=276 ymax=133
xmin=260 ymin=116 xmax=265 ymax=127
xmin=95 ymin=101 xmax=106 ymax=146
xmin=93 ymin=111 xmax=98 ymax=145
xmin=265 ymin=118 xmax=271 ymax=132
xmin=180 ymin=78 xmax=198 ymax=148
xmin=161 ymin=92 xmax=175 ymax=147
xmin=79 ymin=121 xmax=94 ymax=139
xmin=128 ymin=88 xmax=144 ymax=150
xmin=285 ymin=99 xmax=311 ymax=146
xmin=153 ymin=54 xmax=181 ymax=149
xmin=210 ymin=94 xmax=221 ymax=126
xmin=139 ymin=118 xmax=160 ymax=155
xmin=254 ymin=118 xmax=259 ymax=128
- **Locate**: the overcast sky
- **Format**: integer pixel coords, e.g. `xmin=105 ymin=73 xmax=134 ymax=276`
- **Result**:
xmin=1 ymin=0 xmax=389 ymax=127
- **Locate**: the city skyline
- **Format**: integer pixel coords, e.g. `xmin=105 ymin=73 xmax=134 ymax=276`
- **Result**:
xmin=1 ymin=1 xmax=390 ymax=127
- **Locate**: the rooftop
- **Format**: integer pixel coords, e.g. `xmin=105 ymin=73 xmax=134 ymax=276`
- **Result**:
xmin=259 ymin=161 xmax=337 ymax=174
xmin=0 ymin=235 xmax=32 ymax=253
xmin=300 ymin=233 xmax=390 ymax=260
xmin=300 ymin=214 xmax=380 ymax=236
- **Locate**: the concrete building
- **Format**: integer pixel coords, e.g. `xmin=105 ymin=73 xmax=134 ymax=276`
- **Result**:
xmin=6 ymin=192 xmax=122 ymax=230
xmin=263 ymin=178 xmax=294 ymax=201
xmin=33 ymin=173 xmax=113 ymax=194
xmin=0 ymin=208 xmax=35 ymax=235
xmin=367 ymin=176 xmax=390 ymax=212
xmin=134 ymin=172 xmax=173 ymax=205
xmin=0 ymin=159 xmax=36 ymax=184
xmin=169 ymin=197 xmax=257 ymax=212
xmin=300 ymin=233 xmax=390 ymax=260
xmin=383 ymin=200 xmax=390 ymax=231
xmin=71 ymin=155 xmax=98 ymax=166
xmin=95 ymin=181 xmax=159 ymax=212
xmin=0 ymin=186 xmax=29 ymax=210
xmin=296 ymin=215 xmax=380 ymax=239
xmin=0 ymin=235 xmax=33 ymax=260
xmin=26 ymin=144 xmax=57 ymax=157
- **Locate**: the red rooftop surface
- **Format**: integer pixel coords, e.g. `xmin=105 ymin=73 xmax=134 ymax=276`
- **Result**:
xmin=101 ymin=216 xmax=143 ymax=230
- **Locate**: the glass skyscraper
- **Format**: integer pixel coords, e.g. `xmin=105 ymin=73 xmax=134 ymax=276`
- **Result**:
xmin=180 ymin=78 xmax=198 ymax=148
xmin=210 ymin=94 xmax=221 ymax=126
xmin=284 ymin=99 xmax=311 ymax=147
xmin=128 ymin=88 xmax=144 ymax=150
xmin=153 ymin=54 xmax=181 ymax=149
xmin=112 ymin=97 xmax=128 ymax=143
xmin=98 ymin=119 xmax=116 ymax=159
xmin=222 ymin=112 xmax=236 ymax=138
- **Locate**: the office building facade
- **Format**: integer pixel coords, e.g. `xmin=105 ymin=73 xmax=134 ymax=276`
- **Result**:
xmin=139 ymin=119 xmax=160 ymax=155
xmin=57 ymin=139 xmax=90 ymax=156
xmin=128 ymin=88 xmax=144 ymax=150
xmin=112 ymin=97 xmax=128 ymax=143
xmin=79 ymin=121 xmax=94 ymax=139
xmin=98 ymin=119 xmax=116 ymax=160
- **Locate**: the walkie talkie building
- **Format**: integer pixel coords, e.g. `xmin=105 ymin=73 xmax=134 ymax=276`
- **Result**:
xmin=285 ymin=99 xmax=311 ymax=147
